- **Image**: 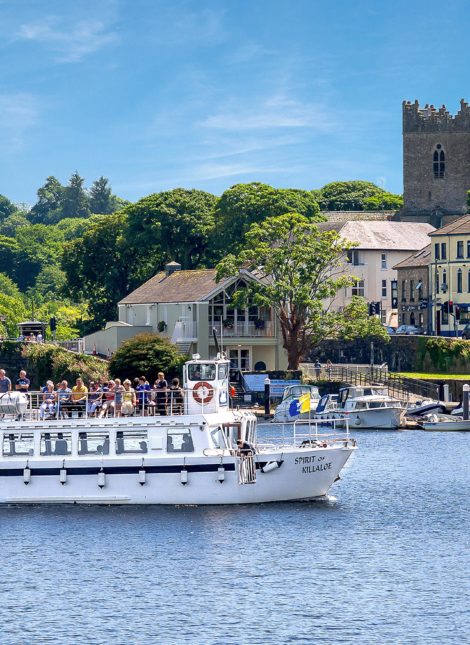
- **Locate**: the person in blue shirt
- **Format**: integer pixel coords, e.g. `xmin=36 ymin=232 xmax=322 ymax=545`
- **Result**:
xmin=136 ymin=376 xmax=151 ymax=415
xmin=15 ymin=370 xmax=30 ymax=393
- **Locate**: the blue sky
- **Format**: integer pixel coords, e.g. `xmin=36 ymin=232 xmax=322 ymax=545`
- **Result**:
xmin=1 ymin=0 xmax=469 ymax=205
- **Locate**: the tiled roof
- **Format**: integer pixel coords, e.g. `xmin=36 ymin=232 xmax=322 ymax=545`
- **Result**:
xmin=318 ymin=220 xmax=435 ymax=250
xmin=429 ymin=214 xmax=470 ymax=236
xmin=119 ymin=269 xmax=224 ymax=304
xmin=393 ymin=244 xmax=431 ymax=269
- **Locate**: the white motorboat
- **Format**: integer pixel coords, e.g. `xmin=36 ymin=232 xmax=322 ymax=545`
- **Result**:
xmin=0 ymin=354 xmax=356 ymax=505
xmin=313 ymin=386 xmax=404 ymax=430
xmin=421 ymin=413 xmax=470 ymax=431
xmin=272 ymin=384 xmax=321 ymax=423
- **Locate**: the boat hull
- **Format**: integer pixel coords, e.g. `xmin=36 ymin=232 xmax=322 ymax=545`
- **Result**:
xmin=422 ymin=420 xmax=470 ymax=431
xmin=313 ymin=408 xmax=402 ymax=430
xmin=0 ymin=446 xmax=355 ymax=505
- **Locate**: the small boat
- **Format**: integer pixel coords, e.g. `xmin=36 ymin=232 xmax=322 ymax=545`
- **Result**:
xmin=406 ymin=399 xmax=447 ymax=417
xmin=421 ymin=413 xmax=470 ymax=431
xmin=272 ymin=384 xmax=321 ymax=423
xmin=0 ymin=354 xmax=356 ymax=505
xmin=313 ymin=386 xmax=404 ymax=430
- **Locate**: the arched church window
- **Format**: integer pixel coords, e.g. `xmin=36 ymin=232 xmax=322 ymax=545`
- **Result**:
xmin=433 ymin=144 xmax=445 ymax=178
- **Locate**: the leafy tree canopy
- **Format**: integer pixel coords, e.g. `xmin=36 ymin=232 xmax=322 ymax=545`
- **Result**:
xmin=217 ymin=213 xmax=388 ymax=369
xmin=0 ymin=212 xmax=31 ymax=237
xmin=0 ymin=194 xmax=16 ymax=222
xmin=318 ymin=181 xmax=402 ymax=211
xmin=212 ymin=182 xmax=322 ymax=258
xmin=61 ymin=171 xmax=90 ymax=218
xmin=109 ymin=333 xmax=186 ymax=384
xmin=29 ymin=176 xmax=64 ymax=224
xmin=125 ymin=188 xmax=217 ymax=284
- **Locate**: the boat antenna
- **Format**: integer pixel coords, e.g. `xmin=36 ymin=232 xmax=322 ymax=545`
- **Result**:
xmin=212 ymin=327 xmax=220 ymax=356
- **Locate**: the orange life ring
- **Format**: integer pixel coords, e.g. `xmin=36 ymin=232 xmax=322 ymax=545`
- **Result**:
xmin=192 ymin=381 xmax=214 ymax=404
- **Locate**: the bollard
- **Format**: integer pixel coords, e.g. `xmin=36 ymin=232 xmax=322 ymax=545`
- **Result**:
xmin=463 ymin=384 xmax=469 ymax=420
xmin=264 ymin=377 xmax=271 ymax=417
xmin=442 ymin=384 xmax=449 ymax=403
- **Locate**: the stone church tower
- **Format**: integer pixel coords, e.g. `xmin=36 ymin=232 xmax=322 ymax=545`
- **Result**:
xmin=401 ymin=99 xmax=470 ymax=227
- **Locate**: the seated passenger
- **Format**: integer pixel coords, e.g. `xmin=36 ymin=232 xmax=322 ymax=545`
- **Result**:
xmin=40 ymin=381 xmax=56 ymax=420
xmin=169 ymin=378 xmax=184 ymax=414
xmin=139 ymin=440 xmax=148 ymax=453
xmin=70 ymin=377 xmax=88 ymax=417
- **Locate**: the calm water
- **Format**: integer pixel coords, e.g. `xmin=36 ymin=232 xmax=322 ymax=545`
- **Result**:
xmin=0 ymin=427 xmax=468 ymax=645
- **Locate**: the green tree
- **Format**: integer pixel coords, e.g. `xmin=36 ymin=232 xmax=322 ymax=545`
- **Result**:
xmin=216 ymin=213 xmax=388 ymax=369
xmin=109 ymin=333 xmax=186 ymax=384
xmin=363 ymin=192 xmax=403 ymax=210
xmin=0 ymin=194 xmax=16 ymax=222
xmin=62 ymin=212 xmax=131 ymax=330
xmin=29 ymin=176 xmax=64 ymax=224
xmin=211 ymin=183 xmax=322 ymax=257
xmin=319 ymin=181 xmax=385 ymax=211
xmin=0 ymin=212 xmax=30 ymax=237
xmin=0 ymin=235 xmax=20 ymax=281
xmin=125 ymin=188 xmax=217 ymax=284
xmin=62 ymin=171 xmax=90 ymax=218
xmin=89 ymin=176 xmax=114 ymax=214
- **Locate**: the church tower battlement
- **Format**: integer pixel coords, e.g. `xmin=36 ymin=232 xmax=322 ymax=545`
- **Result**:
xmin=401 ymin=99 xmax=470 ymax=226
xmin=403 ymin=99 xmax=470 ymax=133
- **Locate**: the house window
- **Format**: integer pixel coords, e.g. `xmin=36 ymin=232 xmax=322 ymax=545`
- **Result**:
xmin=347 ymin=249 xmax=362 ymax=266
xmin=381 ymin=253 xmax=387 ymax=269
xmin=351 ymin=279 xmax=365 ymax=297
xmin=433 ymin=145 xmax=445 ymax=178
xmin=381 ymin=280 xmax=387 ymax=297
xmin=442 ymin=270 xmax=447 ymax=292
xmin=467 ymin=241 xmax=470 ymax=258
xmin=401 ymin=280 xmax=406 ymax=302
xmin=417 ymin=281 xmax=423 ymax=301
xmin=409 ymin=280 xmax=415 ymax=301
xmin=457 ymin=269 xmax=463 ymax=293
xmin=441 ymin=243 xmax=447 ymax=260
xmin=380 ymin=309 xmax=387 ymax=324
xmin=435 ymin=270 xmax=439 ymax=294
xmin=468 ymin=270 xmax=470 ymax=293
xmin=457 ymin=241 xmax=464 ymax=259
xmin=434 ymin=243 xmax=440 ymax=261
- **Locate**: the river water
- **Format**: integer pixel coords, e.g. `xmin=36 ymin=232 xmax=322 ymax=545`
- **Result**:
xmin=0 ymin=427 xmax=468 ymax=645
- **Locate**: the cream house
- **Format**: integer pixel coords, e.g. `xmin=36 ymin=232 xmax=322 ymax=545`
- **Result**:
xmin=321 ymin=221 xmax=435 ymax=326
xmin=84 ymin=262 xmax=287 ymax=370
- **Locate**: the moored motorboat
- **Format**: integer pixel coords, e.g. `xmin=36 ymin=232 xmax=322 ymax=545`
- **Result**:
xmin=272 ymin=384 xmax=321 ymax=423
xmin=0 ymin=354 xmax=356 ymax=505
xmin=421 ymin=413 xmax=470 ymax=431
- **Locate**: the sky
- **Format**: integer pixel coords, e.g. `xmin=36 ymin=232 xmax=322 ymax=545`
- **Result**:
xmin=1 ymin=0 xmax=469 ymax=206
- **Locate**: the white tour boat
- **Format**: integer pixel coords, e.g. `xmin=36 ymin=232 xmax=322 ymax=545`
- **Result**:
xmin=272 ymin=384 xmax=321 ymax=423
xmin=0 ymin=355 xmax=356 ymax=505
xmin=313 ymin=386 xmax=404 ymax=430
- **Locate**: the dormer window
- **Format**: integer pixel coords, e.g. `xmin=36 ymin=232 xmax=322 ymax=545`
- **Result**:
xmin=433 ymin=144 xmax=445 ymax=178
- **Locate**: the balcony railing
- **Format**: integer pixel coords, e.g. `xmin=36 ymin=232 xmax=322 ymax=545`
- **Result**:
xmin=171 ymin=321 xmax=198 ymax=342
xmin=215 ymin=321 xmax=274 ymax=338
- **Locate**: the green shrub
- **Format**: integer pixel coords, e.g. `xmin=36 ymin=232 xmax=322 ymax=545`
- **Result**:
xmin=109 ymin=333 xmax=186 ymax=384
xmin=24 ymin=343 xmax=108 ymax=386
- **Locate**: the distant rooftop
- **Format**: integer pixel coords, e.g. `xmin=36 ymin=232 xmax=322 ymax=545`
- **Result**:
xmin=429 ymin=214 xmax=470 ymax=236
xmin=323 ymin=210 xmax=396 ymax=223
xmin=318 ymin=220 xmax=435 ymax=250
xmin=393 ymin=244 xmax=431 ymax=270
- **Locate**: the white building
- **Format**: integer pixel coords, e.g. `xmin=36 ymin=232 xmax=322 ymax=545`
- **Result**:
xmin=320 ymin=221 xmax=435 ymax=325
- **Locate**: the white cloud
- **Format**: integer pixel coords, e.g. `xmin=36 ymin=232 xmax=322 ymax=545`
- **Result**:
xmin=17 ymin=17 xmax=118 ymax=62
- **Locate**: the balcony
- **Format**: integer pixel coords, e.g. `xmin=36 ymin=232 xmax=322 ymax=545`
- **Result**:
xmin=171 ymin=321 xmax=197 ymax=342
xmin=213 ymin=321 xmax=274 ymax=338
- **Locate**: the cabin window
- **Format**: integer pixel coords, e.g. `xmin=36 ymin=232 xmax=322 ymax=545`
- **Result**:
xmin=115 ymin=431 xmax=148 ymax=454
xmin=218 ymin=364 xmax=228 ymax=379
xmin=78 ymin=432 xmax=110 ymax=455
xmin=2 ymin=433 xmax=34 ymax=456
xmin=188 ymin=363 xmax=216 ymax=381
xmin=40 ymin=432 xmax=72 ymax=456
xmin=167 ymin=430 xmax=194 ymax=452
xmin=211 ymin=427 xmax=226 ymax=449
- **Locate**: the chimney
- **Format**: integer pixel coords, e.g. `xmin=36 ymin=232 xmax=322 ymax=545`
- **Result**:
xmin=165 ymin=261 xmax=182 ymax=277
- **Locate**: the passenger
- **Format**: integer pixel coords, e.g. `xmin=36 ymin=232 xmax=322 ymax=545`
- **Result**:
xmin=121 ymin=379 xmax=136 ymax=416
xmin=0 ymin=369 xmax=12 ymax=393
xmin=40 ymin=380 xmax=57 ymax=420
xmin=314 ymin=359 xmax=322 ymax=380
xmin=154 ymin=372 xmax=168 ymax=416
xmin=99 ymin=380 xmax=116 ymax=418
xmin=114 ymin=378 xmax=124 ymax=417
xmin=136 ymin=376 xmax=150 ymax=416
xmin=87 ymin=382 xmax=102 ymax=417
xmin=139 ymin=440 xmax=148 ymax=453
xmin=169 ymin=378 xmax=184 ymax=415
xmin=56 ymin=380 xmax=72 ymax=418
xmin=181 ymin=434 xmax=192 ymax=451
xmin=15 ymin=370 xmax=30 ymax=393
xmin=70 ymin=377 xmax=88 ymax=418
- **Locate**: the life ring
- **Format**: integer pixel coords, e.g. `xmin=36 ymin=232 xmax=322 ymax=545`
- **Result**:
xmin=193 ymin=381 xmax=214 ymax=404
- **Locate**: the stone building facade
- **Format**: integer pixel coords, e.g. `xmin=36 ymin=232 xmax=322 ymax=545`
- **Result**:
xmin=400 ymin=99 xmax=470 ymax=227
xmin=393 ymin=245 xmax=431 ymax=332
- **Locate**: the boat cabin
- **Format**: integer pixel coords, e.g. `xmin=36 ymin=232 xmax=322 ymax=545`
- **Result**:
xmin=280 ymin=384 xmax=320 ymax=403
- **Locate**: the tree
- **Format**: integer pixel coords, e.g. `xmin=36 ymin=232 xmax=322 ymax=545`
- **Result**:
xmin=13 ymin=224 xmax=65 ymax=290
xmin=211 ymin=182 xmax=322 ymax=257
xmin=109 ymin=333 xmax=186 ymax=384
xmin=363 ymin=192 xmax=403 ymax=210
xmin=216 ymin=213 xmax=388 ymax=369
xmin=29 ymin=176 xmax=64 ymax=224
xmin=62 ymin=212 xmax=132 ymax=330
xmin=0 ymin=194 xmax=16 ymax=222
xmin=89 ymin=176 xmax=113 ymax=214
xmin=319 ymin=181 xmax=386 ymax=211
xmin=125 ymin=188 xmax=217 ymax=284
xmin=61 ymin=171 xmax=90 ymax=218
xmin=0 ymin=212 xmax=30 ymax=237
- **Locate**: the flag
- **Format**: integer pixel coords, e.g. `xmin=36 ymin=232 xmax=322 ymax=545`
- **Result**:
xmin=299 ymin=392 xmax=311 ymax=413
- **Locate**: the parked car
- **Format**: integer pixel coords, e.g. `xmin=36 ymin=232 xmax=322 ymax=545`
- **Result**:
xmin=395 ymin=325 xmax=423 ymax=335
xmin=461 ymin=325 xmax=470 ymax=339
xmin=383 ymin=326 xmax=396 ymax=335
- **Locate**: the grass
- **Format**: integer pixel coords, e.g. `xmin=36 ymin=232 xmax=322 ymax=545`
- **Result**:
xmin=395 ymin=372 xmax=470 ymax=380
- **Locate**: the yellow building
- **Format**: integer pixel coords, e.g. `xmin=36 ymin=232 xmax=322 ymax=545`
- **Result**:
xmin=429 ymin=215 xmax=470 ymax=336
